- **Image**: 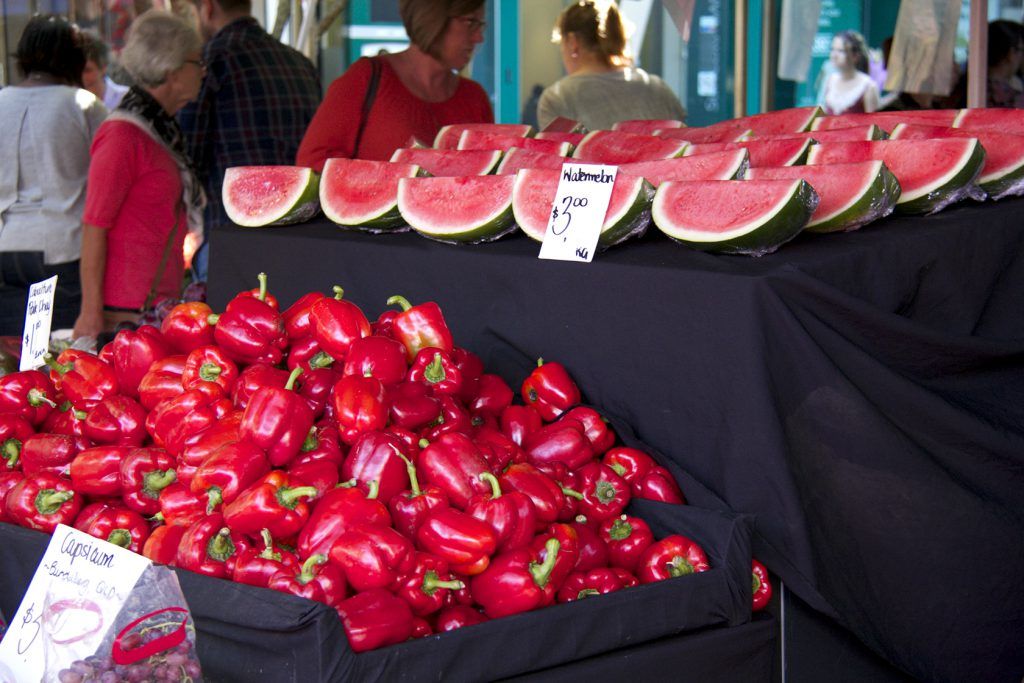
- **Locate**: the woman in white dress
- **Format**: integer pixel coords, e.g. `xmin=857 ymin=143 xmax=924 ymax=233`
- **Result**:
xmin=821 ymin=30 xmax=879 ymax=116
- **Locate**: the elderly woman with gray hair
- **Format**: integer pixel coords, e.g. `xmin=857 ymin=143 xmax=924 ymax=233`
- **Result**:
xmin=296 ymin=0 xmax=493 ymax=170
xmin=74 ymin=10 xmax=206 ymax=338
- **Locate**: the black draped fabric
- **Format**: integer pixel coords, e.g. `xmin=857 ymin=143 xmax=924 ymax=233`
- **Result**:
xmin=210 ymin=197 xmax=1024 ymax=682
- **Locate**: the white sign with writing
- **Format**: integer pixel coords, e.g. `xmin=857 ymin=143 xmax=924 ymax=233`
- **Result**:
xmin=20 ymin=276 xmax=58 ymax=371
xmin=0 ymin=525 xmax=151 ymax=682
xmin=539 ymin=163 xmax=618 ymax=263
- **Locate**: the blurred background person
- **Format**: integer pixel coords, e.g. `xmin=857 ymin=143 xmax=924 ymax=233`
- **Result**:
xmin=81 ymin=29 xmax=131 ymax=110
xmin=74 ymin=10 xmax=205 ymax=338
xmin=0 ymin=15 xmax=107 ymax=335
xmin=296 ymin=0 xmax=493 ymax=169
xmin=820 ymin=29 xmax=879 ymax=115
xmin=537 ymin=0 xmax=685 ymax=132
xmin=987 ymin=19 xmax=1024 ymax=108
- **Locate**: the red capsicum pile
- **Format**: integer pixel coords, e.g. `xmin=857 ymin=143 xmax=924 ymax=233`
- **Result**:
xmin=0 ymin=277 xmax=720 ymax=655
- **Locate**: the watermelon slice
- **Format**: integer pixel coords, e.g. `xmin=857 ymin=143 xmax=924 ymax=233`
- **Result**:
xmin=541 ymin=117 xmax=586 ymax=133
xmin=755 ymin=124 xmax=887 ymax=143
xmin=748 ymin=161 xmax=900 ymax=233
xmin=495 ymin=147 xmax=570 ymax=175
xmin=397 ymin=175 xmax=517 ymax=243
xmin=618 ymin=149 xmax=750 ymax=187
xmin=535 ymin=131 xmax=585 ymax=149
xmin=457 ymin=130 xmax=569 ymax=156
xmin=572 ymin=130 xmax=688 ymax=164
xmin=320 ymin=158 xmax=419 ymax=231
xmin=811 ymin=110 xmax=960 ymax=133
xmin=890 ymin=123 xmax=1024 ymax=199
xmin=701 ymin=106 xmax=822 ymax=138
xmin=434 ymin=123 xmax=533 ymax=150
xmin=657 ymin=126 xmax=752 ymax=144
xmin=685 ymin=138 xmax=813 ymax=167
xmin=512 ymin=168 xmax=653 ymax=248
xmin=652 ymin=179 xmax=819 ymax=256
xmin=806 ymin=138 xmax=985 ymax=215
xmin=390 ymin=148 xmax=502 ymax=176
xmin=223 ymin=166 xmax=320 ymax=227
xmin=954 ymin=108 xmax=1024 ymax=135
xmin=612 ymin=119 xmax=685 ymax=135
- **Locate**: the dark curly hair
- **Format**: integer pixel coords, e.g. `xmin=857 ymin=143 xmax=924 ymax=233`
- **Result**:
xmin=15 ymin=14 xmax=85 ymax=86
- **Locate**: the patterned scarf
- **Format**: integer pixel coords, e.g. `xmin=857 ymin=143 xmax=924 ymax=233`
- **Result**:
xmin=111 ymin=86 xmax=206 ymax=238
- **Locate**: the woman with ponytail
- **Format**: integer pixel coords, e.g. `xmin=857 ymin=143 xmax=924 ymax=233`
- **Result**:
xmin=537 ymin=0 xmax=685 ymax=131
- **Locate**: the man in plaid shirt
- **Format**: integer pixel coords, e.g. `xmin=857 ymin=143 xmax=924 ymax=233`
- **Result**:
xmin=179 ymin=0 xmax=321 ymax=281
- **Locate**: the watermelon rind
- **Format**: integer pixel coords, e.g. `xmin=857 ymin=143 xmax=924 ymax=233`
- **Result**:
xmin=390 ymin=148 xmax=503 ymax=176
xmin=434 ymin=123 xmax=533 ymax=149
xmin=619 ymin=149 xmax=750 ymax=187
xmin=894 ymin=139 xmax=985 ymax=214
xmin=572 ymin=130 xmax=688 ymax=164
xmin=652 ymin=179 xmax=819 ymax=256
xmin=320 ymin=158 xmax=420 ymax=231
xmin=398 ymin=176 xmax=517 ymax=244
xmin=223 ymin=166 xmax=320 ymax=227
xmin=597 ymin=173 xmax=655 ymax=248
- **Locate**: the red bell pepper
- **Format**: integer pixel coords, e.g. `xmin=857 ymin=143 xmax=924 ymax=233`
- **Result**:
xmin=107 ymin=325 xmax=170 ymax=398
xmin=433 ymin=605 xmax=488 ymax=632
xmin=611 ymin=567 xmax=639 ymax=588
xmin=285 ymin=458 xmax=338 ymax=498
xmin=137 ymin=355 xmax=186 ymax=411
xmin=297 ymin=482 xmax=390 ymax=559
xmin=385 ymin=295 xmax=454 ymax=362
xmin=0 ymin=414 xmax=34 ymax=471
xmin=309 ymin=286 xmax=371 ymax=360
xmin=160 ymin=301 xmax=216 ymax=354
xmin=41 ymin=401 xmax=88 ymax=439
xmin=286 ymin=334 xmax=334 ymax=373
xmin=222 ymin=470 xmax=318 ymax=539
xmin=328 ymin=522 xmax=415 ymax=592
xmin=417 ymin=433 xmax=492 ymax=510
xmin=157 ymin=483 xmax=206 ymax=527
xmin=394 ymin=552 xmax=466 ymax=617
xmin=83 ymin=395 xmax=148 ymax=446
xmin=570 ymin=515 xmax=610 ymax=571
xmin=340 ymin=431 xmax=409 ymax=504
xmin=415 ymin=507 xmax=498 ymax=576
xmin=388 ymin=450 xmax=449 ymax=539
xmin=44 ymin=349 xmax=119 ymax=411
xmin=465 ymin=472 xmax=536 ymax=553
xmin=635 ymin=466 xmax=686 ymax=504
xmin=637 ymin=534 xmax=711 ymax=583
xmin=371 ymin=309 xmax=398 ymax=337
xmin=449 ymin=347 xmax=483 ymax=403
xmin=142 ymin=523 xmax=187 ymax=565
xmin=599 ymin=514 xmax=654 ymax=573
xmin=499 ymin=463 xmax=566 ymax=529
xmin=74 ymin=502 xmax=150 ymax=552
xmin=119 ymin=447 xmax=177 ymax=515
xmin=500 ymin=404 xmax=543 ymax=447
xmin=268 ymin=554 xmax=348 ymax=608
xmin=239 ymin=367 xmax=315 ymax=467
xmin=20 ymin=433 xmax=83 ymax=478
xmin=410 ymin=617 xmax=432 ymax=639
xmin=281 ymin=291 xmax=326 ymax=340
xmin=145 ymin=381 xmax=233 ymax=456
xmin=469 ymin=374 xmax=514 ymax=418
xmin=421 ymin=395 xmax=472 ymax=441
xmin=209 ymin=273 xmax=288 ymax=365
xmin=520 ymin=359 xmax=580 ymax=422
xmin=752 ymin=559 xmax=773 ymax=611
xmin=470 ymin=537 xmax=561 ymax=618
xmin=231 ymin=529 xmax=301 ymax=588
xmin=524 ymin=419 xmax=594 ymax=471
xmin=574 ymin=461 xmax=631 ymax=523
xmin=0 ymin=370 xmax=58 ymax=426
xmin=472 ymin=425 xmax=525 ymax=474
xmin=603 ymin=446 xmax=655 ymax=485
xmin=175 ymin=514 xmax=249 ymax=578
xmin=292 ymin=424 xmax=345 ymax=468
xmin=388 ymin=381 xmax=441 ymax=432
xmin=531 ymin=522 xmax=579 ymax=588
xmin=559 ymin=406 xmax=615 ymax=455
xmin=332 ymin=372 xmax=389 ymax=446
xmin=556 ymin=567 xmax=625 ymax=603
xmin=190 ymin=440 xmax=271 ymax=512
xmin=407 ymin=349 xmax=463 ymax=396
xmin=5 ymin=473 xmax=81 ymax=533
xmin=337 ymin=588 xmax=414 ymax=653
xmin=0 ymin=471 xmax=25 ymax=522
xmin=181 ymin=345 xmax=239 ymax=393
xmin=179 ymin=411 xmax=243 ymax=468
xmin=343 ymin=335 xmax=408 ymax=386
xmin=70 ymin=446 xmax=131 ymax=497
xmin=295 ymin=367 xmax=339 ymax=418
xmin=385 ymin=425 xmax=422 ymax=460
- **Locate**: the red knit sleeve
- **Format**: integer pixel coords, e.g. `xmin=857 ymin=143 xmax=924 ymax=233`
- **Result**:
xmin=296 ymin=58 xmax=373 ymax=172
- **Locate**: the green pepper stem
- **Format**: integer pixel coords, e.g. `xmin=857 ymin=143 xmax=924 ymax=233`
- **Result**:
xmin=302 ymin=426 xmax=318 ymax=452
xmin=42 ymin=354 xmax=71 ymax=376
xmin=72 ymin=409 xmax=88 ymax=420
xmin=338 ymin=478 xmax=357 ymax=488
xmin=259 ymin=529 xmax=283 ymax=561
xmin=207 ymin=528 xmax=236 ymax=562
xmin=607 ymin=462 xmax=627 ymax=478
xmin=3 ymin=439 xmax=21 ymax=468
xmin=35 ymin=489 xmax=74 ymax=515
xmin=284 ymin=366 xmax=303 ymax=391
xmin=530 ymin=538 xmax=560 ymax=588
xmin=423 ymin=353 xmax=445 ymax=384
xmin=479 ymin=472 xmax=502 ymax=499
xmin=418 ymin=438 xmax=430 ymax=449
xmin=421 ymin=570 xmax=464 ymax=595
xmin=752 ymin=573 xmax=762 ymax=594
xmin=207 ymin=313 xmax=220 ymax=326
xmin=332 ymin=285 xmax=345 ymax=301
xmin=277 ymin=485 xmax=318 ymax=509
xmin=561 ymin=486 xmax=584 ymax=501
xmin=107 ymin=529 xmax=132 ymax=548
xmin=536 ymin=358 xmax=545 ymax=367
xmin=143 ymin=468 xmax=177 ymax=498
xmin=366 ymin=479 xmax=380 ymax=500
xmin=256 ymin=272 xmax=268 ymax=302
xmin=392 ymin=446 xmax=421 ymax=496
xmin=577 ymin=588 xmax=600 ymax=600
xmin=298 ymin=554 xmax=327 ymax=584
xmin=608 ymin=515 xmax=633 ymax=541
xmin=206 ymin=486 xmax=224 ymax=514
xmin=27 ymin=388 xmax=57 ymax=409
xmin=199 ymin=362 xmax=222 ymax=382
xmin=667 ymin=555 xmax=695 ymax=578
xmin=309 ymin=351 xmax=335 ymax=369
xmin=387 ymin=295 xmax=412 ymax=312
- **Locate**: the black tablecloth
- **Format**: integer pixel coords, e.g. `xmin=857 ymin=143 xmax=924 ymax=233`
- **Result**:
xmin=210 ymin=198 xmax=1024 ymax=683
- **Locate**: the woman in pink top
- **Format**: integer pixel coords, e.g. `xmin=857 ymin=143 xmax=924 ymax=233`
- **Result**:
xmin=74 ymin=10 xmax=206 ymax=338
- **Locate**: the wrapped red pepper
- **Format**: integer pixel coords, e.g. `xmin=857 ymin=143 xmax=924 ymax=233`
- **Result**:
xmin=573 ymin=462 xmax=631 ymax=523
xmin=599 ymin=514 xmax=654 ymax=573
xmin=385 ymin=295 xmax=454 ymax=362
xmin=343 ymin=335 xmax=408 ymax=386
xmin=145 ymin=380 xmax=233 ymax=456
xmin=388 ymin=450 xmax=449 ymax=539
xmin=222 ymin=470 xmax=318 ymax=538
xmin=181 ymin=345 xmax=239 ymax=393
xmin=465 ymin=472 xmax=536 ymax=553
xmin=142 ymin=523 xmax=187 ymax=565
xmin=190 ymin=440 xmax=271 ymax=512
xmin=0 ymin=414 xmax=34 ymax=471
xmin=417 ymin=433 xmax=492 ymax=510
xmin=74 ymin=502 xmax=150 ymax=552
xmin=433 ymin=605 xmax=488 ymax=632
xmin=0 ymin=370 xmax=58 ymax=426
xmin=415 ymin=507 xmax=498 ymax=576
xmin=239 ymin=367 xmax=315 ymax=467
xmin=308 ymin=286 xmax=371 ymax=361
xmin=45 ymin=349 xmax=119 ymax=411
xmin=70 ymin=446 xmax=131 ymax=497
xmin=175 ymin=513 xmax=249 ymax=578
xmin=524 ymin=419 xmax=594 ymax=471
xmin=469 ymin=374 xmax=514 ymax=418
xmin=119 ymin=447 xmax=177 ymax=515
xmin=570 ymin=515 xmax=610 ymax=571
xmin=752 ymin=559 xmax=773 ymax=611
xmin=336 ymin=588 xmax=414 ymax=653
xmin=232 ymin=529 xmax=301 ymax=588
xmin=107 ymin=325 xmax=170 ymax=398
xmin=268 ymin=554 xmax=347 ymax=608
xmin=520 ymin=359 xmax=580 ymax=422
xmin=394 ymin=552 xmax=466 ymax=617
xmin=328 ymin=522 xmax=415 ymax=592
xmin=5 ymin=473 xmax=81 ymax=533
xmin=83 ymin=395 xmax=148 ymax=446
xmin=499 ymin=463 xmax=567 ymax=529
xmin=470 ymin=537 xmax=561 ymax=619
xmin=160 ymin=301 xmax=216 ymax=354
xmin=332 ymin=371 xmax=388 ymax=446
xmin=556 ymin=567 xmax=625 ymax=603
xmin=407 ymin=349 xmax=463 ymax=396
xmin=340 ymin=431 xmax=409 ymax=504
xmin=637 ymin=534 xmax=711 ymax=583
xmin=20 ymin=433 xmax=84 ymax=478
xmin=559 ymin=406 xmax=615 ymax=455
xmin=137 ymin=355 xmax=187 ymax=411
xmin=297 ymin=482 xmax=390 ymax=559
xmin=209 ymin=273 xmax=288 ymax=365
xmin=500 ymin=404 xmax=543 ymax=447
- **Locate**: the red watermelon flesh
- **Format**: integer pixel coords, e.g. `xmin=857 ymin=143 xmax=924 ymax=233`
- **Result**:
xmin=812 ymin=110 xmax=959 ymax=133
xmin=657 ymin=126 xmax=752 ymax=144
xmin=890 ymin=123 xmax=1024 ymax=192
xmin=390 ymin=148 xmax=502 ymax=176
xmin=541 ymin=116 xmax=585 ymax=133
xmin=685 ymin=138 xmax=812 ymax=167
xmin=613 ymin=119 xmax=685 ymax=135
xmin=397 ymin=175 xmax=516 ymax=242
xmin=320 ymin=158 xmax=419 ymax=229
xmin=755 ymin=124 xmax=886 ymax=142
xmin=618 ymin=149 xmax=749 ymax=187
xmin=536 ymin=131 xmax=585 ymax=147
xmin=954 ymin=108 xmax=1024 ymax=135
xmin=702 ymin=106 xmax=822 ymax=137
xmin=495 ymin=147 xmax=570 ymax=175
xmin=572 ymin=130 xmax=688 ymax=164
xmin=434 ymin=123 xmax=532 ymax=150
xmin=458 ymin=130 xmax=569 ymax=155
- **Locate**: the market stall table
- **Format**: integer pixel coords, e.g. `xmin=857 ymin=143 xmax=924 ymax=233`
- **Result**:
xmin=210 ymin=198 xmax=1024 ymax=683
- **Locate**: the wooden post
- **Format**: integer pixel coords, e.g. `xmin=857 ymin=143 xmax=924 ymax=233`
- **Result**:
xmin=760 ymin=0 xmax=775 ymax=113
xmin=967 ymin=0 xmax=988 ymax=108
xmin=734 ymin=0 xmax=748 ymax=118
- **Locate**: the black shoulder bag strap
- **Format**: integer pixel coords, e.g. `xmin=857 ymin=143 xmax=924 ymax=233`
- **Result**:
xmin=352 ymin=57 xmax=382 ymax=159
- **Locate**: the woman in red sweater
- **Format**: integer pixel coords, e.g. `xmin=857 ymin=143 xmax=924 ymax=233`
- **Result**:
xmin=296 ymin=0 xmax=493 ymax=170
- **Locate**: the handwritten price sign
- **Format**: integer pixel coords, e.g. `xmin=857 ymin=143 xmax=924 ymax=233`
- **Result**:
xmin=539 ymin=163 xmax=618 ymax=263
xmin=20 ymin=276 xmax=57 ymax=371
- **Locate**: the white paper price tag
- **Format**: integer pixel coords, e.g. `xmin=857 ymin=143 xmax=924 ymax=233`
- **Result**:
xmin=20 ymin=275 xmax=58 ymax=371
xmin=0 ymin=525 xmax=151 ymax=682
xmin=539 ymin=163 xmax=618 ymax=263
